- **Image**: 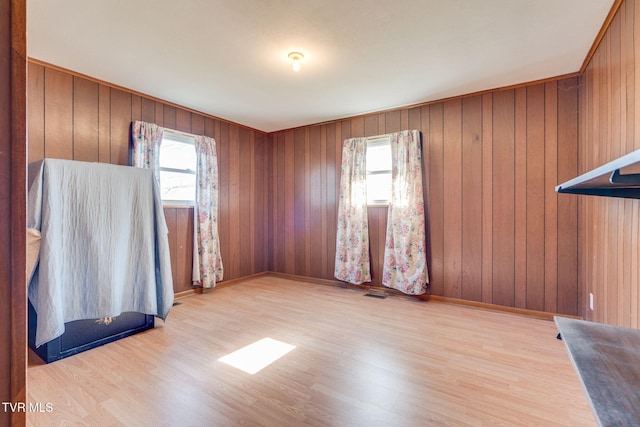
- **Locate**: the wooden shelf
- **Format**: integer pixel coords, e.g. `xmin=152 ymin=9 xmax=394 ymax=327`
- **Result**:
xmin=555 ymin=316 xmax=640 ymax=426
xmin=556 ymin=148 xmax=640 ymax=199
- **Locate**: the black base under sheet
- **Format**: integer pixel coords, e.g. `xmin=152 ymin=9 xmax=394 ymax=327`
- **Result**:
xmin=28 ymin=301 xmax=154 ymax=363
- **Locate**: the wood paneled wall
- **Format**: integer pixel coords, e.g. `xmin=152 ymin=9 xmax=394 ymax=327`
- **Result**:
xmin=27 ymin=61 xmax=269 ymax=293
xmin=1 ymin=0 xmax=27 ymax=424
xmin=579 ymin=0 xmax=640 ymax=327
xmin=269 ymin=79 xmax=580 ymax=315
xmin=27 ymin=65 xmax=582 ymax=315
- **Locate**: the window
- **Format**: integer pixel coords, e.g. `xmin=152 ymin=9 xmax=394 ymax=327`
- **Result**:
xmin=159 ymin=130 xmax=197 ymax=204
xmin=366 ymin=136 xmax=392 ymax=205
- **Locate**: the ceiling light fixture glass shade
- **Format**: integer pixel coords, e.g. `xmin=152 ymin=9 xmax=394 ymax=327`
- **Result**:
xmin=288 ymin=52 xmax=304 ymax=72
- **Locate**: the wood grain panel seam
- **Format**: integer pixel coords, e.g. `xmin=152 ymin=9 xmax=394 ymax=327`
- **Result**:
xmin=10 ymin=0 xmax=28 ymax=422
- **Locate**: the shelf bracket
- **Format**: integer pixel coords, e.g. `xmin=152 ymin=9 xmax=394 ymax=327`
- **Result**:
xmin=609 ymin=169 xmax=640 ymax=185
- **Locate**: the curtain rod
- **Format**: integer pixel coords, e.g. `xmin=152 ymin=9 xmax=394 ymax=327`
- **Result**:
xmin=366 ymin=134 xmax=391 ymax=142
xmin=163 ymin=127 xmax=198 ymax=139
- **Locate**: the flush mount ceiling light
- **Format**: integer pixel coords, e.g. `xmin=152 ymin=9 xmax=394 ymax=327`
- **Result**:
xmin=288 ymin=52 xmax=304 ymax=72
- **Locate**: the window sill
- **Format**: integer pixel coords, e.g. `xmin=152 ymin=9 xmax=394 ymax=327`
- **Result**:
xmin=163 ymin=201 xmax=195 ymax=209
xmin=367 ymin=202 xmax=389 ymax=208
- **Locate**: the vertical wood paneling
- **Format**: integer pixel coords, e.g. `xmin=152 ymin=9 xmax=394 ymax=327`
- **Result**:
xmin=284 ymin=130 xmax=296 ymax=274
xmin=481 ymin=94 xmax=494 ymax=304
xmin=526 ymin=84 xmax=546 ymax=311
xmin=27 ymin=62 xmax=45 ymax=162
xmin=175 ymin=208 xmax=193 ymax=292
xmin=364 ymin=115 xmax=378 ymax=136
xmin=443 ymin=100 xmax=463 ymax=298
xmin=304 ymin=128 xmax=311 ymax=276
xmin=618 ymin=1 xmax=632 ymax=328
xmin=141 ymin=97 xmax=155 ymax=123
xmin=351 ymin=116 xmax=364 ymax=137
xmin=229 ymin=124 xmax=241 ymax=278
xmin=492 ymin=90 xmax=516 ymax=307
xmin=420 ymin=106 xmax=431 ymax=284
xmin=400 ymin=109 xmax=409 ymax=130
xmin=28 ymin=62 xmax=269 ymax=291
xmin=44 ymin=68 xmax=73 ymax=159
xmin=255 ymin=132 xmax=267 ymax=273
xmin=266 ymin=134 xmax=274 ymax=272
xmin=627 ymin=0 xmax=638 ymax=328
xmin=73 ymin=77 xmax=99 ymax=162
xmin=599 ymin=33 xmax=612 ymax=323
xmin=544 ymin=82 xmax=559 ymax=313
xmin=98 ymin=84 xmax=111 ymax=163
xmin=2 ymin=1 xmax=27 ymax=423
xmin=309 ymin=126 xmax=323 ymax=278
xmin=191 ymin=114 xmax=204 ymax=136
xmin=461 ymin=96 xmax=483 ymax=302
xmin=217 ymin=122 xmax=231 ymax=277
xmin=164 ymin=208 xmax=179 ymax=291
xmin=154 ymin=100 xmax=164 ymax=129
xmin=577 ymin=69 xmax=588 ymax=318
xmin=514 ymin=88 xmax=527 ymax=308
xmin=386 ymin=110 xmax=401 ymax=133
xmin=326 ymin=123 xmax=338 ymax=278
xmin=109 ymin=88 xmax=131 ymax=166
xmin=239 ymin=127 xmax=251 ymax=277
xmin=294 ymin=128 xmax=306 ymax=276
xmin=408 ymin=107 xmax=421 ymax=131
xmin=29 ymin=60 xmax=581 ymax=314
xmin=131 ymin=95 xmax=141 ymax=123
xmin=428 ymin=104 xmax=445 ymax=296
xmin=557 ymin=78 xmax=579 ymax=316
xmin=318 ymin=127 xmax=328 ymax=277
xmin=611 ymin=13 xmax=626 ymax=327
xmin=251 ymin=131 xmax=258 ymax=274
xmin=580 ymin=0 xmax=640 ymax=327
xmin=163 ymin=105 xmax=176 ymax=130
xmin=266 ymin=78 xmax=577 ymax=314
xmin=275 ymin=132 xmax=286 ymax=273
xmin=176 ymin=109 xmax=191 ymax=133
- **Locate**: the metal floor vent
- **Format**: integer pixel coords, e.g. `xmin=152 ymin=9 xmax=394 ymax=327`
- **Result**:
xmin=172 ymin=301 xmax=182 ymax=306
xmin=364 ymin=288 xmax=387 ymax=299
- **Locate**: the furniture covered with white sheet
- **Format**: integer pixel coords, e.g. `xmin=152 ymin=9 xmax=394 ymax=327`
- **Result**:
xmin=27 ymin=158 xmax=174 ymax=359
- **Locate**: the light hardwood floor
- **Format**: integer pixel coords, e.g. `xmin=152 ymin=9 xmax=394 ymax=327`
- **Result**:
xmin=27 ymin=276 xmax=596 ymax=426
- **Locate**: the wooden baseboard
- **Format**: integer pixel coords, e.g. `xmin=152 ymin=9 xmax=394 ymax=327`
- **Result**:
xmin=263 ymin=272 xmax=582 ymax=321
xmin=199 ymin=271 xmax=270 ymax=293
xmin=426 ymin=295 xmax=581 ymax=321
xmin=174 ymin=288 xmax=199 ymax=300
xmin=178 ymin=270 xmax=582 ymax=321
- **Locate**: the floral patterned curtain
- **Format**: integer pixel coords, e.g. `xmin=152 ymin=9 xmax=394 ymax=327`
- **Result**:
xmin=131 ymin=120 xmax=163 ymax=183
xmin=382 ymin=130 xmax=429 ymax=295
xmin=334 ymin=137 xmax=371 ymax=284
xmin=193 ymin=135 xmax=224 ymax=288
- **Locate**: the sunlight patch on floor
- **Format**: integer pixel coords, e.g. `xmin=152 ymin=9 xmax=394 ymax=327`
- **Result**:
xmin=218 ymin=337 xmax=296 ymax=374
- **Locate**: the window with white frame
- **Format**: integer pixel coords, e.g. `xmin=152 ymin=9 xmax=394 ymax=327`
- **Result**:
xmin=366 ymin=136 xmax=392 ymax=205
xmin=159 ymin=130 xmax=197 ymax=204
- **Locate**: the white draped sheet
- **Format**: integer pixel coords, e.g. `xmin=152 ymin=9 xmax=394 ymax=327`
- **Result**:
xmin=28 ymin=159 xmax=174 ymax=347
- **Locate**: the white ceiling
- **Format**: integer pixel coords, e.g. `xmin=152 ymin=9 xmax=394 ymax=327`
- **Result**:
xmin=27 ymin=0 xmax=614 ymax=133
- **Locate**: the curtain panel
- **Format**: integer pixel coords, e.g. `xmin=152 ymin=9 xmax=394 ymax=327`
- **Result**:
xmin=334 ymin=137 xmax=371 ymax=285
xmin=132 ymin=121 xmax=223 ymax=289
xmin=131 ymin=120 xmax=163 ymax=183
xmin=193 ymin=135 xmax=224 ymax=288
xmin=382 ymin=130 xmax=429 ymax=295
